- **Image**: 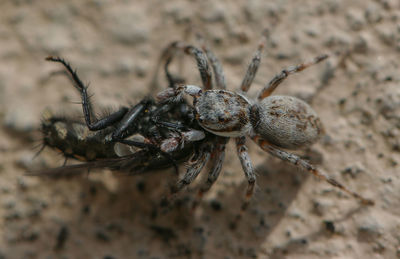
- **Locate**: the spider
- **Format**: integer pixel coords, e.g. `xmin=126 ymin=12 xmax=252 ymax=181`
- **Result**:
xmin=156 ymin=32 xmax=374 ymax=212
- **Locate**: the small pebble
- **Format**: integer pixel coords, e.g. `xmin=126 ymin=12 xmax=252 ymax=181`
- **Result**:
xmin=346 ymin=9 xmax=365 ymax=31
xmin=95 ymin=229 xmax=111 ymax=242
xmin=357 ymin=222 xmax=383 ymax=242
xmin=54 ymin=226 xmax=69 ymax=250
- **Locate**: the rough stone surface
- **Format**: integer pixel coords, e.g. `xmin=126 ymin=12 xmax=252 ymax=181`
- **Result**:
xmin=0 ymin=0 xmax=400 ymax=258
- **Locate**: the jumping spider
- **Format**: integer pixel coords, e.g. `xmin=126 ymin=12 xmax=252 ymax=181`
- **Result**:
xmin=157 ymin=32 xmax=374 ymax=211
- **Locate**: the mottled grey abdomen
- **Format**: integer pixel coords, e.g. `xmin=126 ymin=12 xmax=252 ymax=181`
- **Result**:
xmin=251 ymin=95 xmax=324 ymax=150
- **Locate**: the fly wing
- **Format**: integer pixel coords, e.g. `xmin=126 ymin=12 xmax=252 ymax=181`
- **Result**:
xmin=27 ymin=141 xmax=197 ymax=177
xmin=26 ymin=150 xmax=153 ymax=177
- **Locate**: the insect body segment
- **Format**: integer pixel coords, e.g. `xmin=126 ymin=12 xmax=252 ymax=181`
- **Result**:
xmin=41 ymin=114 xmax=120 ymax=161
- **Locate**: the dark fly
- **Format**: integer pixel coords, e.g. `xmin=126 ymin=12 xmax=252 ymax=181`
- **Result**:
xmin=29 ymin=57 xmax=209 ymax=176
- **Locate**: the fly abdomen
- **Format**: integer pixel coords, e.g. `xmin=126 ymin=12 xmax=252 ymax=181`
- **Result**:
xmin=41 ymin=114 xmax=118 ymax=161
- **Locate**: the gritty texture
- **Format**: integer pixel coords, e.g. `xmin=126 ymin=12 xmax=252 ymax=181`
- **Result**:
xmin=1 ymin=0 xmax=400 ymax=259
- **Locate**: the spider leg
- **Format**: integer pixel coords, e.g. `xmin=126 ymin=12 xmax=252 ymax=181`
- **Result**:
xmin=158 ymin=42 xmax=213 ymax=90
xmin=160 ymin=142 xmax=211 ymax=210
xmin=162 ymin=42 xmax=187 ymax=88
xmin=195 ymin=32 xmax=226 ymax=89
xmin=172 ymin=143 xmax=212 ymax=194
xmin=191 ymin=137 xmax=228 ymax=210
xmin=229 ymin=136 xmax=257 ymax=228
xmin=252 ymin=135 xmax=374 ymax=206
xmin=150 ymin=41 xmax=179 ymax=90
xmin=240 ymin=31 xmax=268 ymax=93
xmin=236 ymin=136 xmax=257 ymax=211
xmin=257 ymin=54 xmax=329 ymax=100
xmin=182 ymin=45 xmax=213 ymax=90
xmin=45 ymin=56 xmax=129 ymax=131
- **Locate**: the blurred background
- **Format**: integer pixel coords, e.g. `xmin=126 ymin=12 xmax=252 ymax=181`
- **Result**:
xmin=0 ymin=0 xmax=399 ymax=258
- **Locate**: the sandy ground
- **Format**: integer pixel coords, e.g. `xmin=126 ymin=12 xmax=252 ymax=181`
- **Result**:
xmin=1 ymin=0 xmax=400 ymax=258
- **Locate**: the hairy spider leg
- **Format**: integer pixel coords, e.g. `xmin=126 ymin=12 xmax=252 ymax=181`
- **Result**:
xmin=161 ymin=42 xmax=213 ymax=90
xmin=240 ymin=31 xmax=268 ymax=92
xmin=163 ymin=43 xmax=187 ymax=88
xmin=229 ymin=32 xmax=269 ymax=220
xmin=160 ymin=142 xmax=212 ymax=211
xmin=195 ymin=32 xmax=226 ymax=89
xmin=191 ymin=136 xmax=228 ymax=211
xmin=252 ymin=135 xmax=374 ymax=206
xmin=150 ymin=41 xmax=178 ymax=90
xmin=257 ymin=54 xmax=329 ymax=100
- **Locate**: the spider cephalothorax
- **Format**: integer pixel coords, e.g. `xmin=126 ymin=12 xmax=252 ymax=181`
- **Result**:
xmin=193 ymin=88 xmax=252 ymax=137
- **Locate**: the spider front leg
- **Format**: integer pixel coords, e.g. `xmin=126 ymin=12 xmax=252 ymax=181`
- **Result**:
xmin=252 ymin=136 xmax=374 ymax=206
xmin=45 ymin=57 xmax=129 ymax=131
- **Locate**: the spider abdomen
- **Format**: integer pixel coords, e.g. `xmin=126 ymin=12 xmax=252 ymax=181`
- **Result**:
xmin=251 ymin=95 xmax=324 ymax=150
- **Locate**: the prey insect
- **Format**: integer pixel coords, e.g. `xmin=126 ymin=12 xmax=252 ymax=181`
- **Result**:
xmin=29 ymin=57 xmax=209 ymax=176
